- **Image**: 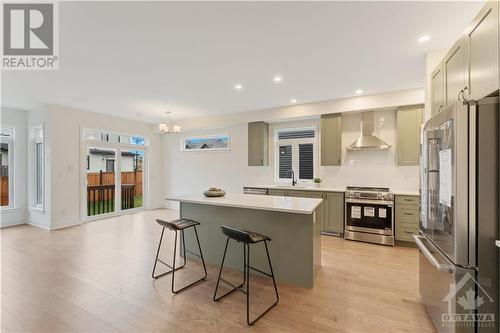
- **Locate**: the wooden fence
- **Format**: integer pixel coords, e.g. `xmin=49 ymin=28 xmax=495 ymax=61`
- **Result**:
xmin=1 ymin=176 xmax=8 ymax=206
xmin=87 ymin=171 xmax=142 ymax=196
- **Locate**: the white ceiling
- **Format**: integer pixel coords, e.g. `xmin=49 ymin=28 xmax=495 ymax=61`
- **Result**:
xmin=1 ymin=1 xmax=484 ymax=123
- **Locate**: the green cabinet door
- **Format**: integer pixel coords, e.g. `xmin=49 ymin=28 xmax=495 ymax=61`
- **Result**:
xmin=464 ymin=1 xmax=499 ymax=101
xmin=307 ymin=192 xmax=325 ymax=233
xmin=268 ymin=189 xmax=287 ymax=196
xmin=324 ymin=192 xmax=344 ymax=234
xmin=396 ymin=106 xmax=423 ymax=166
xmin=431 ymin=63 xmax=445 ymax=116
xmin=320 ymin=114 xmax=342 ymax=166
xmin=248 ymin=121 xmax=269 ymax=166
xmin=444 ymin=38 xmax=466 ymax=107
xmin=288 ymin=190 xmax=308 ymax=197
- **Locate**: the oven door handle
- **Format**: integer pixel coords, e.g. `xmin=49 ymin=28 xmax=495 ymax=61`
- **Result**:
xmin=345 ymin=198 xmax=394 ymax=205
xmin=413 ymin=235 xmax=454 ymax=273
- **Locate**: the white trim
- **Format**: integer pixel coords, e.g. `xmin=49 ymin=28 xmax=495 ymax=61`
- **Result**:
xmin=0 ymin=125 xmax=15 ymax=210
xmin=31 ymin=125 xmax=45 ymax=210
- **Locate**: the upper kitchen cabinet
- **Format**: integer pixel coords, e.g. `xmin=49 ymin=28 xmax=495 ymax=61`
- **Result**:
xmin=463 ymin=0 xmax=499 ymax=101
xmin=320 ymin=113 xmax=342 ymax=166
xmin=396 ymin=106 xmax=423 ymax=166
xmin=431 ymin=62 xmax=445 ymax=116
xmin=248 ymin=121 xmax=269 ymax=166
xmin=444 ymin=38 xmax=466 ymax=107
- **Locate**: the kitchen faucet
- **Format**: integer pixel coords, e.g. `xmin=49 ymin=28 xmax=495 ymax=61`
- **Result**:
xmin=285 ymin=169 xmax=296 ymax=186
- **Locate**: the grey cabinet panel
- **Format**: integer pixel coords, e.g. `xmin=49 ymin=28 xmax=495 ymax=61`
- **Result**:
xmin=431 ymin=63 xmax=445 ymax=116
xmin=288 ymin=190 xmax=308 ymax=198
xmin=248 ymin=121 xmax=269 ymax=166
xmin=320 ymin=114 xmax=342 ymax=166
xmin=395 ymin=195 xmax=420 ymax=242
xmin=268 ymin=189 xmax=287 ymax=196
xmin=396 ymin=106 xmax=423 ymax=166
xmin=324 ymin=192 xmax=344 ymax=234
xmin=444 ymin=39 xmax=466 ymax=107
xmin=307 ymin=192 xmax=325 ymax=234
xmin=464 ymin=1 xmax=499 ymax=101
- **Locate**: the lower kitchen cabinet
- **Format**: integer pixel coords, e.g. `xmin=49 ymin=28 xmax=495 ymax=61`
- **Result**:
xmin=324 ymin=192 xmax=344 ymax=235
xmin=395 ymin=195 xmax=420 ymax=243
xmin=268 ymin=189 xmax=287 ymax=196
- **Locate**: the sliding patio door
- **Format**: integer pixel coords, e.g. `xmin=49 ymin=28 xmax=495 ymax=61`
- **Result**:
xmin=83 ymin=129 xmax=148 ymax=220
xmin=86 ymin=146 xmax=117 ymax=217
xmin=120 ymin=149 xmax=144 ymax=210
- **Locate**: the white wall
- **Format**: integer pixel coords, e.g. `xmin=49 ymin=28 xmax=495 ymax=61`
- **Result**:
xmin=49 ymin=105 xmax=164 ymax=229
xmin=0 ymin=107 xmax=27 ymax=227
xmin=318 ymin=110 xmax=419 ymax=190
xmin=164 ymin=90 xmax=424 ymax=208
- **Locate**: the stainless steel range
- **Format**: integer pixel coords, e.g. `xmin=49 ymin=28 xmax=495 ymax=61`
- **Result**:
xmin=344 ymin=186 xmax=395 ymax=246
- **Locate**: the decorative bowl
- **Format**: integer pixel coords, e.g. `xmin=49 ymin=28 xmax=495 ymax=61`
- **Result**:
xmin=203 ymin=190 xmax=226 ymax=197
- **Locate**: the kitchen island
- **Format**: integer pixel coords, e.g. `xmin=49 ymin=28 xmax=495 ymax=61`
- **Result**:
xmin=166 ymin=193 xmax=323 ymax=288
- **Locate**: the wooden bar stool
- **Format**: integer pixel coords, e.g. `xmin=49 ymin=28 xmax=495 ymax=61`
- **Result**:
xmin=152 ymin=218 xmax=207 ymax=293
xmin=213 ymin=225 xmax=279 ymax=326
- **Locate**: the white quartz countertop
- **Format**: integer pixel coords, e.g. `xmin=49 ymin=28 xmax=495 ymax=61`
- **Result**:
xmin=244 ymin=185 xmax=419 ymax=196
xmin=166 ymin=193 xmax=323 ymax=215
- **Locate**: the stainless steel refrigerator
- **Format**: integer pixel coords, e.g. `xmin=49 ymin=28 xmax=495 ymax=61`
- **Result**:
xmin=416 ymin=97 xmax=499 ymax=333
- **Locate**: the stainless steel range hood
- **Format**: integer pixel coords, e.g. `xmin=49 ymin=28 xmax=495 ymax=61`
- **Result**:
xmin=346 ymin=111 xmax=391 ymax=151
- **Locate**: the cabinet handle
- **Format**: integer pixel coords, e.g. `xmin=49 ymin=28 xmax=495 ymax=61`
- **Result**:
xmin=438 ymin=105 xmax=444 ymax=112
xmin=404 ymin=212 xmax=414 ymax=216
xmin=458 ymin=89 xmax=464 ymax=102
xmin=337 ymin=157 xmax=341 ymax=164
xmin=404 ymin=231 xmax=414 ymax=234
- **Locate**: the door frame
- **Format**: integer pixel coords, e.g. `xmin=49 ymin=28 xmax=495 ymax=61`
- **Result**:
xmin=80 ymin=128 xmax=149 ymax=222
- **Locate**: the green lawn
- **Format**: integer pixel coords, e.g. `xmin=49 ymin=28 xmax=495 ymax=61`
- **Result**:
xmin=87 ymin=195 xmax=143 ymax=216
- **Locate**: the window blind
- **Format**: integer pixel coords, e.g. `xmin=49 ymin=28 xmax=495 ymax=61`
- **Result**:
xmin=299 ymin=143 xmax=314 ymax=180
xmin=279 ymin=145 xmax=292 ymax=178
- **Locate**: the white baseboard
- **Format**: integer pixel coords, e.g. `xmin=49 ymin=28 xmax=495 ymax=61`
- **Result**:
xmin=0 ymin=208 xmax=27 ymax=228
xmin=164 ymin=201 xmax=179 ymax=210
xmin=27 ymin=220 xmax=51 ymax=230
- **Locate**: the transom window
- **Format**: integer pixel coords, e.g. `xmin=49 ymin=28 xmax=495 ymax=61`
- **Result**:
xmin=83 ymin=129 xmax=147 ymax=146
xmin=275 ymin=127 xmax=316 ymax=181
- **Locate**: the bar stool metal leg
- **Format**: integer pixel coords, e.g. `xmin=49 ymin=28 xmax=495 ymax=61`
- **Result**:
xmin=246 ymin=241 xmax=280 ymax=326
xmin=152 ymin=227 xmax=186 ymax=279
xmin=171 ymin=225 xmax=207 ymax=294
xmin=213 ymin=238 xmax=246 ymax=301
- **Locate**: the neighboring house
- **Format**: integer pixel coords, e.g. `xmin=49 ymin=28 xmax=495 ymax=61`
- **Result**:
xmin=86 ymin=148 xmax=140 ymax=172
xmin=185 ymin=138 xmax=228 ymax=150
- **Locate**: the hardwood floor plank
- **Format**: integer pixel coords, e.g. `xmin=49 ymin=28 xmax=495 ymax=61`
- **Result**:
xmin=1 ymin=209 xmax=435 ymax=332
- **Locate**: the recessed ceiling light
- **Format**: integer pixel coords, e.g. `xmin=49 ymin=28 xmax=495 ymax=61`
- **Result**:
xmin=355 ymin=89 xmax=363 ymax=94
xmin=290 ymin=99 xmax=297 ymax=103
xmin=418 ymin=35 xmax=430 ymax=43
xmin=273 ymin=75 xmax=282 ymax=83
xmin=234 ymin=84 xmax=243 ymax=90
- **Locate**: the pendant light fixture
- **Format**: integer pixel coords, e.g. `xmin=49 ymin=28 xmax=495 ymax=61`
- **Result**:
xmin=158 ymin=111 xmax=181 ymax=134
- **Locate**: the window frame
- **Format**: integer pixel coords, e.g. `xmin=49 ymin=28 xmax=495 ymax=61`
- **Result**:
xmin=0 ymin=125 xmax=15 ymax=210
xmin=274 ymin=126 xmax=317 ymax=183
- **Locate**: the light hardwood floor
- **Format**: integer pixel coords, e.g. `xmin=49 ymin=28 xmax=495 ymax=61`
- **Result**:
xmin=1 ymin=209 xmax=435 ymax=333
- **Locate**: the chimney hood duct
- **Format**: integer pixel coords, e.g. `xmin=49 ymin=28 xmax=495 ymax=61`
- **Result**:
xmin=346 ymin=111 xmax=391 ymax=151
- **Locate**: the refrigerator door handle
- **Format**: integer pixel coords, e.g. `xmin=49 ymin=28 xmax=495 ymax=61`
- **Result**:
xmin=414 ymin=235 xmax=454 ymax=273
